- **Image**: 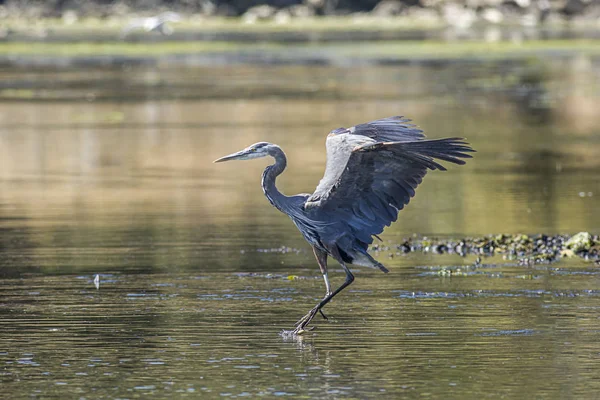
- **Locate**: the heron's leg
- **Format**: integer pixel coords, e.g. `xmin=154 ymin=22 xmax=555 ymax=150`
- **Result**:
xmin=294 ymin=252 xmax=355 ymax=333
xmin=312 ymin=246 xmax=332 ymax=320
xmin=294 ymin=263 xmax=354 ymax=331
xmin=294 ymin=247 xmax=331 ymax=325
xmin=313 ymin=247 xmax=332 ymax=296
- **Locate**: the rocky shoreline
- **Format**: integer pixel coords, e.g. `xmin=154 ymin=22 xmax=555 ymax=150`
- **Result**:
xmin=371 ymin=232 xmax=600 ymax=265
xmin=2 ymin=0 xmax=599 ymax=30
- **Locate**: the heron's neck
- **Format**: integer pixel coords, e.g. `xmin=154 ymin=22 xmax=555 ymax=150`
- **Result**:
xmin=261 ymin=147 xmax=287 ymax=212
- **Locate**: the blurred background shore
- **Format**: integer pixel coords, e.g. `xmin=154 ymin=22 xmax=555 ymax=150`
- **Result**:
xmin=2 ymin=0 xmax=600 ymax=26
xmin=1 ymin=0 xmax=600 ymax=43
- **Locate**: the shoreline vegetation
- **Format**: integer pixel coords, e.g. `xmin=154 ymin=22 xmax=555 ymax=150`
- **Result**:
xmin=1 ymin=38 xmax=598 ymax=55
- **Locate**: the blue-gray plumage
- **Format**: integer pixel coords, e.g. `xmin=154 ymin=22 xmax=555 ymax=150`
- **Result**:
xmin=214 ymin=116 xmax=474 ymax=335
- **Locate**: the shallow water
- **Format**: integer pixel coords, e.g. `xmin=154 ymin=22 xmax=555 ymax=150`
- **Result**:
xmin=1 ymin=52 xmax=599 ymax=398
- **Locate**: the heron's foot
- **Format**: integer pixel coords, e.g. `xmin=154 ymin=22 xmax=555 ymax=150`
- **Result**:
xmin=280 ymin=325 xmax=315 ymax=339
xmin=294 ymin=305 xmax=321 ymax=331
xmin=292 ymin=325 xmax=316 ymax=336
xmin=294 ymin=307 xmax=317 ymax=327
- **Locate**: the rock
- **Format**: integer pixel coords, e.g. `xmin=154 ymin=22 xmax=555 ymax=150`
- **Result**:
xmin=443 ymin=3 xmax=477 ymax=29
xmin=565 ymin=232 xmax=593 ymax=253
xmin=200 ymin=0 xmax=218 ymax=16
xmin=470 ymin=0 xmax=503 ymax=6
xmin=315 ymin=0 xmax=345 ymax=15
xmin=371 ymin=0 xmax=406 ymax=17
xmin=405 ymin=6 xmax=439 ymax=24
xmin=215 ymin=3 xmax=238 ymax=17
xmin=481 ymin=8 xmax=504 ymax=23
xmin=274 ymin=8 xmax=292 ymax=23
xmin=288 ymin=4 xmax=316 ymax=17
xmin=560 ymin=249 xmax=575 ymax=258
xmin=243 ymin=5 xmax=277 ymax=23
xmin=0 ymin=0 xmax=597 ymax=27
xmin=62 ymin=10 xmax=79 ymax=25
xmin=305 ymin=0 xmax=327 ymax=8
xmin=420 ymin=0 xmax=445 ymax=8
xmin=562 ymin=0 xmax=592 ymax=16
xmin=514 ymin=0 xmax=532 ymax=7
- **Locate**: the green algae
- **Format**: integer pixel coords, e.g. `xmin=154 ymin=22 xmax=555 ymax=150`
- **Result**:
xmin=0 ymin=39 xmax=598 ymax=61
xmin=326 ymin=40 xmax=600 ymax=60
xmin=0 ymin=15 xmax=443 ymax=34
xmin=5 ymin=14 xmax=600 ymax=34
xmin=0 ymin=41 xmax=255 ymax=56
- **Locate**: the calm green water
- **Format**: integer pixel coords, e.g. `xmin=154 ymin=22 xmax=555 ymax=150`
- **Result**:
xmin=1 ymin=52 xmax=599 ymax=398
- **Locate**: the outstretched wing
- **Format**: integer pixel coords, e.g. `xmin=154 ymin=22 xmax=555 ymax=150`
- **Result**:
xmin=304 ymin=116 xmax=474 ymax=245
xmin=340 ymin=116 xmax=426 ymax=142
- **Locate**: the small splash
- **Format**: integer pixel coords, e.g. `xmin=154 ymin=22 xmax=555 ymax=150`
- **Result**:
xmin=256 ymin=246 xmax=304 ymax=254
xmin=279 ymin=327 xmax=315 ymax=340
xmin=280 ymin=329 xmax=301 ymax=340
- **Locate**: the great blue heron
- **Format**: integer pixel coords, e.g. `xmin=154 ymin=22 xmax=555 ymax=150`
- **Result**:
xmin=214 ymin=116 xmax=474 ymax=335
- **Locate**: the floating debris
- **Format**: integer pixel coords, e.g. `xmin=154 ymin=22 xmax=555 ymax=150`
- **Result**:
xmin=371 ymin=232 xmax=599 ymax=265
xmin=256 ymin=246 xmax=304 ymax=254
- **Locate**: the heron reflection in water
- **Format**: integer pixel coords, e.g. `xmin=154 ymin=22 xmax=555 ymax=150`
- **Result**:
xmin=215 ymin=116 xmax=474 ymax=335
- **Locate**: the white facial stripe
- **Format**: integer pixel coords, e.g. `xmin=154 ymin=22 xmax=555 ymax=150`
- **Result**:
xmin=244 ymin=151 xmax=265 ymax=160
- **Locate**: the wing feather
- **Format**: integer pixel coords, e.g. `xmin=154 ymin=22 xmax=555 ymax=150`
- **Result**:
xmin=305 ymin=116 xmax=474 ymax=246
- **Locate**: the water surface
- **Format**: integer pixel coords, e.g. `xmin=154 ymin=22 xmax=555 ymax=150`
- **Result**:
xmin=1 ymin=53 xmax=599 ymax=398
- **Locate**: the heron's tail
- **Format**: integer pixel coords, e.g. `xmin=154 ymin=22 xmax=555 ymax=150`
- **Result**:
xmin=349 ymin=248 xmax=389 ymax=273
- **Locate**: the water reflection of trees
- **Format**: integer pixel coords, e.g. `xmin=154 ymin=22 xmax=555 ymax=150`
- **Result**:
xmin=0 ymin=57 xmax=598 ymax=274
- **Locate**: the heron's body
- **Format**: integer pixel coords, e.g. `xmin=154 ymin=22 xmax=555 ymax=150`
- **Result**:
xmin=215 ymin=116 xmax=474 ymax=335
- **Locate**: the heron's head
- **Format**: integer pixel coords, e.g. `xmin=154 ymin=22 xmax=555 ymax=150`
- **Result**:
xmin=213 ymin=142 xmax=275 ymax=163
